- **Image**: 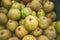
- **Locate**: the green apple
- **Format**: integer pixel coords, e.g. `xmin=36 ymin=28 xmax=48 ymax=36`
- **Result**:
xmin=21 ymin=7 xmax=32 ymax=18
xmin=55 ymin=21 xmax=60 ymax=34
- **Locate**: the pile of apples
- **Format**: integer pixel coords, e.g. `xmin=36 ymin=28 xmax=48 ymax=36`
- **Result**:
xmin=0 ymin=0 xmax=60 ymax=40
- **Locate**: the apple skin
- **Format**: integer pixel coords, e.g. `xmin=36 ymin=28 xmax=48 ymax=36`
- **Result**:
xmin=0 ymin=29 xmax=11 ymax=40
xmin=0 ymin=13 xmax=8 ymax=24
xmin=15 ymin=25 xmax=28 ymax=38
xmin=38 ymin=35 xmax=49 ymax=40
xmin=31 ymin=11 xmax=36 ymax=16
xmin=8 ymin=37 xmax=19 ymax=40
xmin=43 ymin=1 xmax=54 ymax=12
xmin=6 ymin=19 xmax=18 ymax=31
xmin=38 ymin=16 xmax=52 ymax=29
xmin=24 ymin=15 xmax=38 ymax=31
xmin=2 ymin=0 xmax=12 ymax=8
xmin=0 ymin=7 xmax=8 ymax=14
xmin=37 ymin=9 xmax=45 ymax=17
xmin=56 ymin=35 xmax=60 ymax=40
xmin=0 ymin=25 xmax=5 ymax=30
xmin=19 ymin=19 xmax=25 ymax=25
xmin=55 ymin=21 xmax=60 ymax=34
xmin=11 ymin=1 xmax=21 ymax=10
xmin=22 ymin=35 xmax=36 ymax=40
xmin=32 ymin=27 xmax=42 ymax=36
xmin=21 ymin=7 xmax=32 ymax=18
xmin=44 ymin=26 xmax=57 ymax=39
xmin=46 ymin=11 xmax=56 ymax=20
xmin=51 ymin=22 xmax=56 ymax=27
xmin=8 ymin=9 xmax=21 ymax=20
xmin=30 ymin=0 xmax=42 ymax=11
